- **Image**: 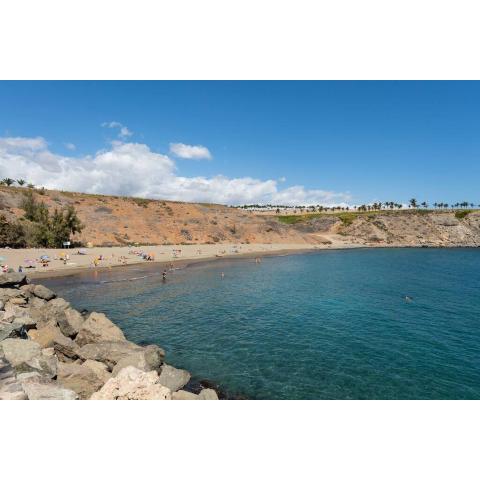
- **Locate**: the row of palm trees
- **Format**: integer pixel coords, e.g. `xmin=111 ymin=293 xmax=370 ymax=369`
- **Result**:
xmin=0 ymin=178 xmax=35 ymax=188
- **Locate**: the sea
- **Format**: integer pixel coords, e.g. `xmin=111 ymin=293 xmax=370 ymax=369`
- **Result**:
xmin=42 ymin=248 xmax=480 ymax=399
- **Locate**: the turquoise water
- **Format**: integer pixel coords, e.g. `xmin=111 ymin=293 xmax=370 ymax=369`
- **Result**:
xmin=42 ymin=248 xmax=480 ymax=399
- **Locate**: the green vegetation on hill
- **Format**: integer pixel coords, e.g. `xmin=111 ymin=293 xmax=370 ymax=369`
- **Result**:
xmin=454 ymin=210 xmax=473 ymax=219
xmin=0 ymin=191 xmax=85 ymax=248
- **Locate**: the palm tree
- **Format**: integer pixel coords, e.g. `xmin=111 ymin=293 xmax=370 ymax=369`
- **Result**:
xmin=2 ymin=178 xmax=15 ymax=186
xmin=421 ymin=201 xmax=428 ymax=209
xmin=16 ymin=179 xmax=26 ymax=186
xmin=409 ymin=198 xmax=418 ymax=209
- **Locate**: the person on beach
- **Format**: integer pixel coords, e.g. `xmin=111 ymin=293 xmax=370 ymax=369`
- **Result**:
xmin=162 ymin=269 xmax=167 ymax=281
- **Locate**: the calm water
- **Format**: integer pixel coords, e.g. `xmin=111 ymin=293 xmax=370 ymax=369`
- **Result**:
xmin=42 ymin=248 xmax=480 ymax=399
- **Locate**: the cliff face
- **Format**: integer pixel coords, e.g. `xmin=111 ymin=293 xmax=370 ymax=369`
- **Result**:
xmin=289 ymin=211 xmax=480 ymax=247
xmin=1 ymin=186 xmax=480 ymax=247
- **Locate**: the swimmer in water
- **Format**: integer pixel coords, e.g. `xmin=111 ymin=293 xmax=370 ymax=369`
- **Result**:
xmin=405 ymin=295 xmax=413 ymax=302
xmin=221 ymin=272 xmax=224 ymax=278
xmin=162 ymin=270 xmax=167 ymax=281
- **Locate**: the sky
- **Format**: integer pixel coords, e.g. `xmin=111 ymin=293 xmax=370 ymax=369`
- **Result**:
xmin=0 ymin=81 xmax=479 ymax=206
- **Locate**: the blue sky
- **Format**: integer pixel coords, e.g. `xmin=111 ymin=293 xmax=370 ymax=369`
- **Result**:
xmin=0 ymin=81 xmax=479 ymax=205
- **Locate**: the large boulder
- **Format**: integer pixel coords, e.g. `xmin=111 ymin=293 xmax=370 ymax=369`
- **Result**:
xmin=77 ymin=341 xmax=143 ymax=370
xmin=30 ymin=299 xmax=70 ymax=329
xmin=172 ymin=390 xmax=199 ymax=400
xmin=82 ymin=359 xmax=111 ymax=384
xmin=75 ymin=312 xmax=126 ymax=346
xmin=28 ymin=324 xmax=80 ymax=361
xmin=0 ymin=288 xmax=25 ymax=303
xmin=57 ymin=362 xmax=106 ymax=399
xmin=158 ymin=364 xmax=191 ymax=392
xmin=0 ymin=355 xmax=27 ymax=400
xmin=57 ymin=308 xmax=84 ymax=338
xmin=20 ymin=373 xmax=78 ymax=400
xmin=0 ymin=273 xmax=27 ymax=288
xmin=198 ymin=388 xmax=219 ymax=400
xmin=0 ymin=338 xmax=57 ymax=378
xmin=32 ymin=284 xmax=56 ymax=301
xmin=111 ymin=344 xmax=165 ymax=376
xmin=0 ymin=322 xmax=26 ymax=342
xmin=91 ymin=366 xmax=171 ymax=400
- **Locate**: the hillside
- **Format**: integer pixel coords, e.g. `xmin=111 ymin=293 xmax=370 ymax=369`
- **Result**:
xmin=1 ymin=186 xmax=480 ymax=248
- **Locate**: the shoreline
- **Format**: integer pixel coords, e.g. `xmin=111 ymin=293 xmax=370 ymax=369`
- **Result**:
xmin=2 ymin=242 xmax=479 ymax=281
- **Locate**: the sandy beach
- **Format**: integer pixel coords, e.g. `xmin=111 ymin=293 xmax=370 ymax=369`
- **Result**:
xmin=0 ymin=241 xmax=358 ymax=278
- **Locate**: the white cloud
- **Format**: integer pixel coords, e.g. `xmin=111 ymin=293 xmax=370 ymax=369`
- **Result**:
xmin=169 ymin=142 xmax=212 ymax=160
xmin=101 ymin=121 xmax=133 ymax=139
xmin=64 ymin=142 xmax=76 ymax=151
xmin=0 ymin=136 xmax=351 ymax=206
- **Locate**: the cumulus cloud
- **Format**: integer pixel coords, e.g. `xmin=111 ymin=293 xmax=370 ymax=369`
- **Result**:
xmin=101 ymin=121 xmax=133 ymax=139
xmin=64 ymin=142 xmax=76 ymax=151
xmin=0 ymin=136 xmax=351 ymax=206
xmin=169 ymin=142 xmax=212 ymax=160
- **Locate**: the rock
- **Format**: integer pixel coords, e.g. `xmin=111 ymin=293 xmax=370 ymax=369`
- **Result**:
xmin=57 ymin=308 xmax=84 ymax=338
xmin=0 ymin=338 xmax=57 ymax=378
xmin=57 ymin=362 xmax=106 ymax=399
xmin=198 ymin=388 xmax=219 ymax=400
xmin=0 ymin=355 xmax=27 ymax=400
xmin=172 ymin=390 xmax=199 ymax=400
xmin=75 ymin=312 xmax=126 ymax=347
xmin=77 ymin=341 xmax=143 ymax=369
xmin=30 ymin=297 xmax=47 ymax=309
xmin=20 ymin=374 xmax=78 ymax=400
xmin=32 ymin=284 xmax=56 ymax=301
xmin=13 ymin=316 xmax=37 ymax=330
xmin=0 ymin=288 xmax=24 ymax=301
xmin=0 ymin=322 xmax=26 ymax=341
xmin=30 ymin=300 xmax=70 ymax=329
xmin=0 ymin=272 xmax=27 ymax=288
xmin=158 ymin=364 xmax=191 ymax=392
xmin=82 ymin=359 xmax=111 ymax=384
xmin=28 ymin=323 xmax=64 ymax=348
xmin=8 ymin=297 xmax=27 ymax=306
xmin=111 ymin=344 xmax=165 ymax=376
xmin=91 ymin=366 xmax=171 ymax=400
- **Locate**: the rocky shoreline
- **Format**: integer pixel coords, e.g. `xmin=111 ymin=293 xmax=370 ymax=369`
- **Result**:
xmin=0 ymin=272 xmax=219 ymax=400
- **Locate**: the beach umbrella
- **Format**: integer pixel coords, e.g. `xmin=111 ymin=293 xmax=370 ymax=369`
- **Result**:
xmin=0 ymin=256 xmax=5 ymax=262
xmin=40 ymin=255 xmax=50 ymax=260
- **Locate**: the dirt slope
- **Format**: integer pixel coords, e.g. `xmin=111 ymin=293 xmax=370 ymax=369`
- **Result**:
xmin=1 ymin=186 xmax=479 ymax=247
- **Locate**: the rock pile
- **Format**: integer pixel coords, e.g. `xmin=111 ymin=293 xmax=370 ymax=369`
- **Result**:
xmin=0 ymin=273 xmax=218 ymax=400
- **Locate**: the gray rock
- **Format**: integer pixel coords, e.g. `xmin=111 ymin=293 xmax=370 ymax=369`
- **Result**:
xmin=158 ymin=364 xmax=191 ymax=392
xmin=0 ymin=355 xmax=27 ymax=400
xmin=57 ymin=362 xmax=106 ymax=399
xmin=75 ymin=312 xmax=126 ymax=346
xmin=111 ymin=344 xmax=165 ymax=376
xmin=20 ymin=374 xmax=78 ymax=400
xmin=0 ymin=288 xmax=25 ymax=303
xmin=0 ymin=322 xmax=26 ymax=341
xmin=57 ymin=308 xmax=84 ymax=338
xmin=198 ymin=388 xmax=219 ymax=400
xmin=30 ymin=299 xmax=70 ymax=329
xmin=32 ymin=284 xmax=56 ymax=301
xmin=0 ymin=273 xmax=27 ymax=288
xmin=172 ymin=390 xmax=199 ymax=400
xmin=77 ymin=341 xmax=143 ymax=370
xmin=0 ymin=338 xmax=57 ymax=378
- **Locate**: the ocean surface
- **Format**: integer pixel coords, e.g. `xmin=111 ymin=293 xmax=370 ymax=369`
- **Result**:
xmin=42 ymin=248 xmax=480 ymax=399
